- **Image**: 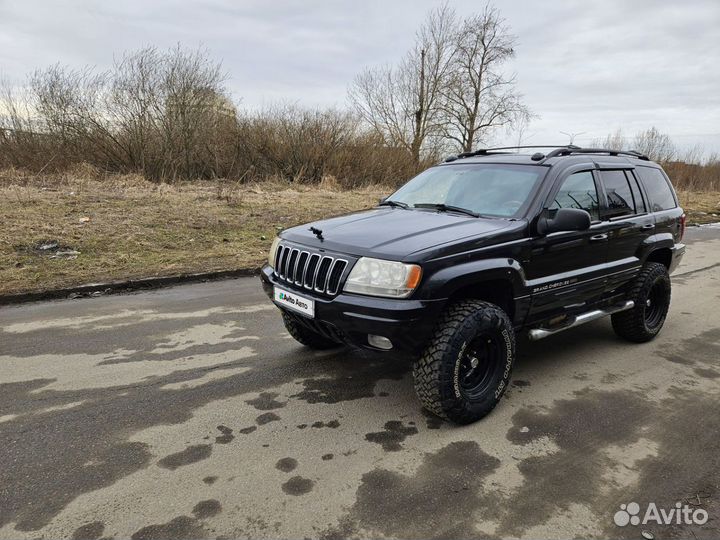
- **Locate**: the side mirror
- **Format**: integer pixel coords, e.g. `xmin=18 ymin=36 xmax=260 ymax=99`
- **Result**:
xmin=538 ymin=208 xmax=591 ymax=235
xmin=378 ymin=196 xmax=387 ymax=204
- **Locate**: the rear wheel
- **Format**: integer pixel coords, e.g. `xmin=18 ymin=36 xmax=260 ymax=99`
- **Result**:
xmin=281 ymin=311 xmax=342 ymax=350
xmin=413 ymin=300 xmax=515 ymax=425
xmin=612 ymin=262 xmax=671 ymax=343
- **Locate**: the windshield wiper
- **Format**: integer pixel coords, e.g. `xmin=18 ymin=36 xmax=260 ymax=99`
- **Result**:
xmin=414 ymin=203 xmax=480 ymax=218
xmin=378 ymin=199 xmax=410 ymax=209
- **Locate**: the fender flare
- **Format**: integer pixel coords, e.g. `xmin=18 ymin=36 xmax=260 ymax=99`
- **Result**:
xmin=638 ymin=233 xmax=674 ymax=264
xmin=418 ymin=257 xmax=526 ymax=300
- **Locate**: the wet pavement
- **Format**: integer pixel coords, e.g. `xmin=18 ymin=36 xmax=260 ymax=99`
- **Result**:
xmin=1 ymin=227 xmax=720 ymax=539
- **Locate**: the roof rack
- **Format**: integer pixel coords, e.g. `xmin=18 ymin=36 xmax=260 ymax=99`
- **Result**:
xmin=444 ymin=145 xmax=576 ymax=162
xmin=542 ymin=147 xmax=649 ymax=161
xmin=444 ymin=145 xmax=649 ymax=163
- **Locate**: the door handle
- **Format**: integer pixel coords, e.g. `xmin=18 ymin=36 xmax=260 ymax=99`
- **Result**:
xmin=590 ymin=233 xmax=608 ymax=242
xmin=642 ymin=224 xmax=655 ymax=230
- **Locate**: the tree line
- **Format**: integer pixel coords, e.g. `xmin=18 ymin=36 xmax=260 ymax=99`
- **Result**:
xmin=591 ymin=127 xmax=720 ymax=191
xmin=1 ymin=46 xmax=422 ymax=186
xmin=0 ymin=3 xmax=717 ymax=191
xmin=0 ymin=3 xmax=528 ymax=185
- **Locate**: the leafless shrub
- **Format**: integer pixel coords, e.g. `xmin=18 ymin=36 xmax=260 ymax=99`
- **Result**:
xmin=0 ymin=45 xmax=425 ymax=187
xmin=591 ymin=127 xmax=720 ymax=191
xmin=0 ymin=46 xmax=236 ymax=181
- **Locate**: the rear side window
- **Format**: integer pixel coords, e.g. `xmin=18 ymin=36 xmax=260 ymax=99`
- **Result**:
xmin=626 ymin=171 xmax=646 ymax=214
xmin=549 ymin=171 xmax=599 ymax=221
xmin=599 ymin=170 xmax=635 ymax=217
xmin=635 ymin=167 xmax=677 ymax=211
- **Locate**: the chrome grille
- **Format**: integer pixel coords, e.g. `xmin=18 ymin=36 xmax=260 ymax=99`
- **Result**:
xmin=273 ymin=244 xmax=349 ymax=295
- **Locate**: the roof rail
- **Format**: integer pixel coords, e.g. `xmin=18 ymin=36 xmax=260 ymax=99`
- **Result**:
xmin=541 ymin=147 xmax=649 ymax=161
xmin=443 ymin=145 xmax=649 ymax=163
xmin=444 ymin=145 xmax=581 ymax=162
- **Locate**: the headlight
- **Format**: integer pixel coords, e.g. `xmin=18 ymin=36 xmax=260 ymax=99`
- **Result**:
xmin=267 ymin=237 xmax=281 ymax=268
xmin=343 ymin=257 xmax=422 ymax=298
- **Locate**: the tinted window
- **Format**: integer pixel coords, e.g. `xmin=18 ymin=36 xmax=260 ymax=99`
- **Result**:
xmin=626 ymin=171 xmax=646 ymax=213
xmin=636 ymin=167 xmax=677 ymax=211
xmin=549 ymin=171 xmax=599 ymax=220
xmin=389 ymin=164 xmax=546 ymax=218
xmin=600 ymin=170 xmax=634 ymax=216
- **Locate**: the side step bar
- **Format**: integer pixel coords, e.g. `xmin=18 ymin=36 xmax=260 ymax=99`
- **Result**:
xmin=528 ymin=300 xmax=635 ymax=341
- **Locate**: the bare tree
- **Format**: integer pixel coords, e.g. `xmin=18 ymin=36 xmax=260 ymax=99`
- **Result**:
xmin=591 ymin=127 xmax=677 ymax=163
xmin=159 ymin=45 xmax=229 ymax=178
xmin=0 ymin=78 xmax=46 ymax=166
xmin=591 ymin=129 xmax=626 ymax=150
xmin=349 ymin=5 xmax=456 ymax=164
xmin=108 ymin=47 xmax=164 ymax=172
xmin=509 ymin=115 xmax=535 ymax=150
xmin=29 ymin=64 xmax=125 ymax=166
xmin=633 ymin=127 xmax=676 ymax=163
xmin=440 ymin=4 xmax=530 ymax=153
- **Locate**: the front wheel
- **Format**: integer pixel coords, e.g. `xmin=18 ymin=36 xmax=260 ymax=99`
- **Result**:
xmin=413 ymin=300 xmax=515 ymax=425
xmin=612 ymin=262 xmax=671 ymax=343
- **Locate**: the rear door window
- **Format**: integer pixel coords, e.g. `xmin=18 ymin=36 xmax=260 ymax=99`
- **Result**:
xmin=625 ymin=171 xmax=646 ymax=213
xmin=599 ymin=170 xmax=635 ymax=217
xmin=635 ymin=167 xmax=677 ymax=211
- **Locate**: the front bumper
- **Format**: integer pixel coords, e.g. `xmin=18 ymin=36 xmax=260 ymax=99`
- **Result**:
xmin=669 ymin=243 xmax=686 ymax=274
xmin=260 ymin=265 xmax=446 ymax=353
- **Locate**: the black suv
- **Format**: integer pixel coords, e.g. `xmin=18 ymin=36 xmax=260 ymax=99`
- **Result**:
xmin=260 ymin=146 xmax=686 ymax=424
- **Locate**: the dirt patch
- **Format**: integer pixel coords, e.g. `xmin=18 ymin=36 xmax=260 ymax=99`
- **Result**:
xmin=656 ymin=328 xmax=720 ymax=368
xmin=364 ymin=420 xmax=418 ymax=452
xmin=291 ymin=355 xmax=408 ymax=404
xmin=311 ymin=420 xmax=340 ymax=429
xmin=497 ymin=384 xmax=720 ymax=538
xmin=323 ymin=441 xmax=500 ymax=539
xmin=606 ymin=386 xmax=720 ymax=539
xmin=281 ymin=476 xmax=315 ymax=496
xmin=245 ymin=392 xmax=286 ymax=411
xmin=131 ymin=515 xmax=204 ymax=540
xmin=256 ymin=412 xmax=280 ymax=425
xmin=192 ymin=499 xmax=222 ymax=519
xmin=694 ymin=367 xmax=720 ymax=379
xmin=71 ymin=521 xmax=105 ymax=540
xmin=157 ymin=444 xmax=213 ymax=470
xmin=214 ymin=425 xmax=234 ymax=444
xmin=502 ymin=389 xmax=656 ymax=535
xmin=275 ymin=457 xmax=298 ymax=473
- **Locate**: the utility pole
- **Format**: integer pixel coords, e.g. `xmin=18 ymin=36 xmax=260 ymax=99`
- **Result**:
xmin=411 ymin=49 xmax=426 ymax=165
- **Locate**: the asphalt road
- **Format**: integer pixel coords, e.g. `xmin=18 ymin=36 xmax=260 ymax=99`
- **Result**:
xmin=2 ymin=226 xmax=720 ymax=540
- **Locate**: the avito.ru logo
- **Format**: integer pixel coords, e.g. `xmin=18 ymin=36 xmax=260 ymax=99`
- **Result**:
xmin=614 ymin=501 xmax=708 ymax=527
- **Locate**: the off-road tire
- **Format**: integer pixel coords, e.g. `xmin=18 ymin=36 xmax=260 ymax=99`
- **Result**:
xmin=413 ymin=300 xmax=515 ymax=424
xmin=281 ymin=311 xmax=342 ymax=350
xmin=612 ymin=262 xmax=671 ymax=343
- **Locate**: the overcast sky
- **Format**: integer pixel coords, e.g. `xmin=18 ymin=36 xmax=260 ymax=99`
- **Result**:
xmin=1 ymin=0 xmax=719 ymax=156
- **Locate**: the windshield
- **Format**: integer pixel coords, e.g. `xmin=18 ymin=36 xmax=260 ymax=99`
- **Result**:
xmin=387 ymin=163 xmax=546 ymax=218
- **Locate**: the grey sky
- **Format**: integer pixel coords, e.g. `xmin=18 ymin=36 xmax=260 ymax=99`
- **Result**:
xmin=1 ymin=0 xmax=719 ymax=155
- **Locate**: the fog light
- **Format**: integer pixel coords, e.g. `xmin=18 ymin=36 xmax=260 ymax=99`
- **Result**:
xmin=368 ymin=334 xmax=393 ymax=350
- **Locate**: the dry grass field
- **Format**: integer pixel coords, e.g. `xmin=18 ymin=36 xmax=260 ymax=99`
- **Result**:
xmin=0 ymin=168 xmax=386 ymax=295
xmin=1 ymin=168 xmax=718 ymax=296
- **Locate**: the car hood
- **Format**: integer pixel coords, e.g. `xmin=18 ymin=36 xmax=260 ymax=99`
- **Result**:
xmin=280 ymin=207 xmax=522 ymax=260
